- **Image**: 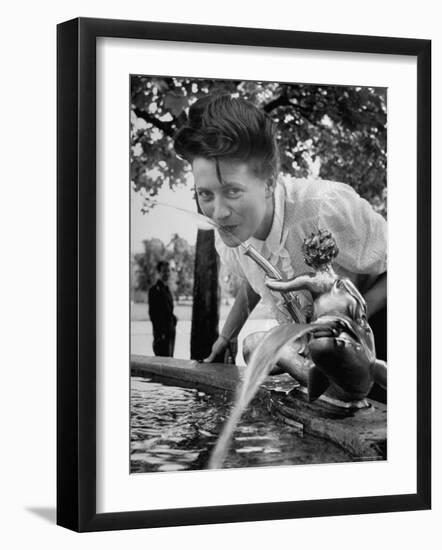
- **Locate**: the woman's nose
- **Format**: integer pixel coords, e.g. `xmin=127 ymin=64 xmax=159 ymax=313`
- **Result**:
xmin=212 ymin=197 xmax=231 ymax=222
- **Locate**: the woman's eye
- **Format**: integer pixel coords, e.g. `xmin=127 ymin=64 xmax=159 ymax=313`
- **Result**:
xmin=197 ymin=191 xmax=212 ymax=201
xmin=225 ymin=188 xmax=242 ymax=198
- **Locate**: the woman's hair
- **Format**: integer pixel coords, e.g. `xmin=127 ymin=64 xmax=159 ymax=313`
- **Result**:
xmin=174 ymin=93 xmax=280 ymax=181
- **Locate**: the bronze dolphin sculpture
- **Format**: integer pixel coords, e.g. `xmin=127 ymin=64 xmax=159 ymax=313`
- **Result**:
xmin=305 ymin=313 xmax=386 ymax=402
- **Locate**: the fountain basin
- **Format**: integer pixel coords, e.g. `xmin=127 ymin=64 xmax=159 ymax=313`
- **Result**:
xmin=271 ymin=389 xmax=386 ymax=459
xmin=131 ymin=355 xmax=386 ymax=464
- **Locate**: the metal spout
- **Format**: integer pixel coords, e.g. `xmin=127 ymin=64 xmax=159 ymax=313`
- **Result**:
xmin=243 ymin=244 xmax=306 ymax=324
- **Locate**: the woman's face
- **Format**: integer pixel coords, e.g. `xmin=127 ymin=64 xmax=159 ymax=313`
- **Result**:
xmin=193 ymin=157 xmax=274 ymax=247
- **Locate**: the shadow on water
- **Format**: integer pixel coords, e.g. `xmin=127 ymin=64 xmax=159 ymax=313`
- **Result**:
xmin=26 ymin=507 xmax=56 ymax=524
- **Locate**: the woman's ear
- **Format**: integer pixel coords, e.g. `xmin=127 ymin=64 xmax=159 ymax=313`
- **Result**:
xmin=265 ymin=178 xmax=275 ymax=198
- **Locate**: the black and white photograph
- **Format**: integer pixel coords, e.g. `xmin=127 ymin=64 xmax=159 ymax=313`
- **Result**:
xmin=53 ymin=13 xmax=431 ymax=535
xmin=130 ymin=76 xmax=388 ymax=473
xmin=1 ymin=0 xmax=437 ymax=542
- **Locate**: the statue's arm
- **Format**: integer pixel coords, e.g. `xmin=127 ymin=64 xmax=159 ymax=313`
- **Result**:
xmin=265 ymin=272 xmax=316 ymax=293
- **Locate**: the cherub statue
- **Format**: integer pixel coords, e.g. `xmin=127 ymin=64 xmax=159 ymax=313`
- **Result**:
xmin=243 ymin=229 xmax=387 ymax=404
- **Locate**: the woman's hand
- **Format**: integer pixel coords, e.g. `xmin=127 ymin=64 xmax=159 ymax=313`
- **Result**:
xmin=203 ymin=336 xmax=237 ymax=364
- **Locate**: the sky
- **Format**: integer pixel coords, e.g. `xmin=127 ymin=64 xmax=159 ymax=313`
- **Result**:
xmin=131 ymin=179 xmax=201 ymax=253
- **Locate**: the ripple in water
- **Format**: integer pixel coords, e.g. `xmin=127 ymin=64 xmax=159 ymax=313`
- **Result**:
xmin=130 ymin=376 xmax=351 ymax=473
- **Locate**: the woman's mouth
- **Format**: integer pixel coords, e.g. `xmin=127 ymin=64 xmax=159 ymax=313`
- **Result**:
xmin=220 ymin=224 xmax=240 ymax=234
xmin=218 ymin=225 xmax=243 ymax=247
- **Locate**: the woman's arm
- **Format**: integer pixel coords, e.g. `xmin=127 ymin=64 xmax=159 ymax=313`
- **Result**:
xmin=204 ymin=280 xmax=260 ymax=362
xmin=364 ymin=272 xmax=387 ymax=318
xmin=221 ymin=280 xmax=260 ymax=340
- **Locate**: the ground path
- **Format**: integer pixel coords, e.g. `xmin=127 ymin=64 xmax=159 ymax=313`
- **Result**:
xmin=131 ymin=300 xmax=277 ymax=365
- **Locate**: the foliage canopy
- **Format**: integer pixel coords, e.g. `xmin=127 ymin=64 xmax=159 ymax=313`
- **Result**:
xmin=131 ymin=76 xmax=387 ymax=217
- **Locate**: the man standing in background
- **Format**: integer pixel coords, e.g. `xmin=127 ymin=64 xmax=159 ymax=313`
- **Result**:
xmin=148 ymin=261 xmax=177 ymax=357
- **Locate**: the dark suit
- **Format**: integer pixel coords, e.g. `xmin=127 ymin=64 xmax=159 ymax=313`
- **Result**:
xmin=148 ymin=280 xmax=177 ymax=357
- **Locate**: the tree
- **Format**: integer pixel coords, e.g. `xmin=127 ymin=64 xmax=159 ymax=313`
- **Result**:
xmin=260 ymin=84 xmax=387 ymax=216
xmin=133 ymin=238 xmax=166 ymax=292
xmin=131 ymin=77 xmax=387 ymax=215
xmin=134 ymin=235 xmax=195 ymax=301
xmin=190 ymin=230 xmax=219 ymax=360
xmin=130 ymin=77 xmax=387 ymax=358
xmin=166 ymin=233 xmax=196 ymax=299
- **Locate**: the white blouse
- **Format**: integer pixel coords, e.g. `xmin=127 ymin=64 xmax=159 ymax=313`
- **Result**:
xmin=215 ymin=176 xmax=387 ymax=324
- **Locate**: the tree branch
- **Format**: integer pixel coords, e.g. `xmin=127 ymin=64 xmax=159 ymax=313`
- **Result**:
xmin=133 ymin=108 xmax=176 ymax=138
xmin=262 ymin=93 xmax=291 ymax=113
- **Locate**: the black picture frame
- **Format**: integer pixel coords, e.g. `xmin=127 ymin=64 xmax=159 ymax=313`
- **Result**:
xmin=57 ymin=17 xmax=431 ymax=532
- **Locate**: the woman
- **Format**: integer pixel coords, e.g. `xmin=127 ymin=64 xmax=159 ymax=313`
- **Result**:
xmin=174 ymin=93 xmax=387 ymax=376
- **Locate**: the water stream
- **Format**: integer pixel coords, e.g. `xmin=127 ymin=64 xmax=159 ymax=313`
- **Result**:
xmin=207 ymin=324 xmax=318 ymax=468
xmin=154 ymin=203 xmax=311 ymax=469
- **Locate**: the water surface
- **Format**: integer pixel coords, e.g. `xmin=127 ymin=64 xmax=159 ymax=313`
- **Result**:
xmin=130 ymin=375 xmax=351 ymax=473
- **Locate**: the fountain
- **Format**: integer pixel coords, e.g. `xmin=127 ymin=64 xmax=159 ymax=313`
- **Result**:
xmin=208 ymin=228 xmax=387 ymax=469
xmin=131 ymin=206 xmax=387 ymax=472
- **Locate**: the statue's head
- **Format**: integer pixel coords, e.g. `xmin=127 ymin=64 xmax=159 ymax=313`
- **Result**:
xmin=302 ymin=228 xmax=339 ymax=269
